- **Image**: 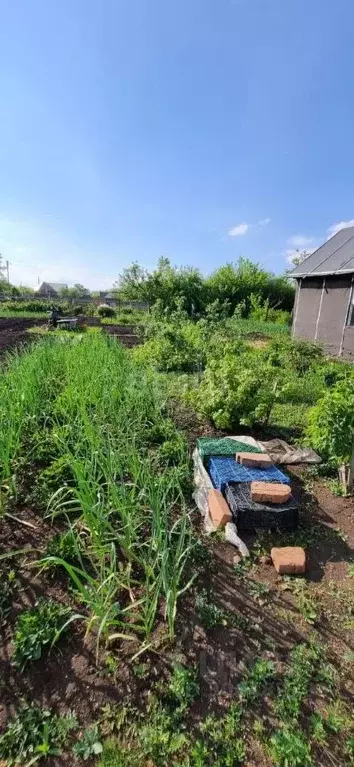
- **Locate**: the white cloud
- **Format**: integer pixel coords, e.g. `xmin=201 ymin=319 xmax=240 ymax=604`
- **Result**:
xmin=287 ymin=234 xmax=313 ymax=248
xmin=228 ymin=223 xmax=249 ymax=237
xmin=0 ymin=215 xmax=116 ymax=290
xmin=258 ymin=218 xmax=271 ymax=226
xmin=326 ymin=219 xmax=354 ymax=238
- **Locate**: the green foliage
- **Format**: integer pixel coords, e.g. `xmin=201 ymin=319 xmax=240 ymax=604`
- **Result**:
xmin=13 ymin=597 xmax=71 ymax=667
xmin=306 ymin=376 xmax=354 ymax=466
xmin=276 ymin=643 xmax=320 ymax=722
xmin=191 ymin=348 xmax=280 ymax=428
xmin=0 ymin=703 xmax=77 ymax=765
xmin=116 ymin=256 xmax=294 ymax=316
xmin=45 ymin=530 xmax=84 ymax=571
xmin=238 ymin=658 xmax=276 ymax=704
xmin=73 ymin=724 xmax=103 ymax=759
xmin=268 ymin=728 xmax=312 ymax=767
xmin=0 ymin=567 xmax=16 ymax=621
xmin=197 ymin=703 xmax=245 ymax=766
xmin=98 ymin=304 xmax=116 ymax=317
xmin=195 ymin=591 xmax=227 ymax=629
xmin=167 ymin=663 xmax=200 ymax=714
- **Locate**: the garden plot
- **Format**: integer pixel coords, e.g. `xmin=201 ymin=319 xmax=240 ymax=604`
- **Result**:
xmin=0 ymin=333 xmax=353 ymax=767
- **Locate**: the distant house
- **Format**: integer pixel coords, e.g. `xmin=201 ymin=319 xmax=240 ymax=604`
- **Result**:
xmin=37 ymin=282 xmax=68 ymax=298
xmin=290 ymin=228 xmax=354 ymax=360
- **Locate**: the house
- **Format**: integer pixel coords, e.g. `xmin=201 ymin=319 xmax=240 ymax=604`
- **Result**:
xmin=290 ymin=228 xmax=354 ymax=360
xmin=37 ymin=282 xmax=68 ymax=298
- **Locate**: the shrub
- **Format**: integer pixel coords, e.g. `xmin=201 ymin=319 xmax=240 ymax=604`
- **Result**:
xmin=13 ymin=597 xmax=71 ymax=667
xmin=306 ymin=377 xmax=354 ymax=472
xmin=191 ymin=349 xmax=281 ymax=429
xmin=134 ymin=322 xmax=204 ymax=372
xmin=98 ymin=304 xmax=116 ymax=318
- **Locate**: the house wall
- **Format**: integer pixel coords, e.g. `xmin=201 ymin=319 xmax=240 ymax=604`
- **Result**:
xmin=292 ymin=279 xmax=323 ymax=341
xmin=292 ymin=275 xmax=353 ymax=359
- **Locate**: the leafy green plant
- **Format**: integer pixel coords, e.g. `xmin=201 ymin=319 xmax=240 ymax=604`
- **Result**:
xmin=238 ymin=658 xmax=276 ymax=704
xmin=44 ymin=529 xmax=84 ymax=571
xmin=73 ymin=724 xmax=103 ymax=760
xmin=309 ymin=713 xmax=327 ymax=744
xmin=13 ymin=597 xmax=71 ymax=668
xmin=306 ymin=376 xmax=354 ymax=489
xmin=0 ymin=703 xmax=77 ymax=765
xmin=191 ymin=348 xmax=281 ymax=428
xmin=197 ymin=703 xmax=245 ymax=766
xmin=268 ymin=728 xmax=312 ymax=766
xmin=167 ymin=663 xmax=199 ymax=714
xmin=276 ymin=643 xmax=320 ymax=722
xmin=195 ymin=591 xmax=227 ymax=629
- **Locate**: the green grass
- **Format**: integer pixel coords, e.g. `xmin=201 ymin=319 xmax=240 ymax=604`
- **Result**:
xmin=230 ymin=317 xmax=291 ymax=338
xmin=0 ymin=308 xmax=49 ymax=318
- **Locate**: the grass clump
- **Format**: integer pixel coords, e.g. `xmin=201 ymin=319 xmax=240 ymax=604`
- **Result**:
xmin=13 ymin=597 xmax=71 ymax=668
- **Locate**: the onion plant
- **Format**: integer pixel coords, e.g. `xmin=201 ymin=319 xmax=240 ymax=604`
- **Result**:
xmin=5 ymin=334 xmax=194 ymax=655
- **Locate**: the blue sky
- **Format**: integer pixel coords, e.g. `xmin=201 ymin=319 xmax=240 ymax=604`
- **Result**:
xmin=1 ymin=0 xmax=354 ymax=288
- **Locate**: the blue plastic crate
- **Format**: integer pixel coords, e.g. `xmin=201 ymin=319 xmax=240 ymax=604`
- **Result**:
xmin=208 ymin=455 xmax=290 ymax=493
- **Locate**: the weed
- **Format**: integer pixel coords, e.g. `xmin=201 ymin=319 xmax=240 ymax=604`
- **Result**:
xmin=268 ymin=728 xmax=312 ymax=766
xmin=233 ymin=556 xmax=253 ymax=577
xmin=238 ymin=658 xmax=276 ymax=704
xmin=276 ymin=643 xmax=320 ymax=722
xmin=13 ymin=597 xmax=71 ymax=668
xmin=198 ymin=703 xmax=245 ymax=766
xmin=0 ymin=702 xmax=77 ymax=765
xmin=131 ymin=661 xmax=150 ymax=679
xmin=73 ymin=724 xmax=103 ymax=760
xmin=245 ymin=579 xmax=271 ymax=604
xmin=309 ymin=713 xmax=327 ymax=745
xmin=281 ymin=577 xmax=318 ymax=624
xmin=347 ymin=737 xmax=354 ymax=765
xmin=195 ymin=591 xmax=227 ymax=629
xmin=167 ymin=663 xmax=200 ymax=715
xmin=0 ymin=567 xmax=16 ymax=622
xmin=324 ymin=700 xmax=352 ymax=733
xmin=44 ymin=529 xmax=84 ymax=571
xmin=139 ymin=702 xmax=188 ymax=765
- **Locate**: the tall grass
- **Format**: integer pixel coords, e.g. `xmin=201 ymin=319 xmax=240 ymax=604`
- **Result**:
xmin=2 ymin=334 xmax=194 ymax=650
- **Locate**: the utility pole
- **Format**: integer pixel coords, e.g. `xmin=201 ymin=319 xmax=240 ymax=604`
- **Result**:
xmin=6 ymin=260 xmax=9 ymax=283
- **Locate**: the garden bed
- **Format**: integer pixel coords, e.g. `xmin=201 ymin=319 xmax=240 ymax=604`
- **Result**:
xmin=0 ymin=334 xmax=353 ymax=767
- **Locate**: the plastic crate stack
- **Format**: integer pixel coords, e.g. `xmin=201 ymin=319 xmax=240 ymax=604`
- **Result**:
xmin=200 ymin=438 xmax=298 ymax=532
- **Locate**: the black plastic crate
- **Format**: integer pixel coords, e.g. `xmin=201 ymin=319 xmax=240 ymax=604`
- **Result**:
xmin=225 ymin=482 xmax=298 ymax=532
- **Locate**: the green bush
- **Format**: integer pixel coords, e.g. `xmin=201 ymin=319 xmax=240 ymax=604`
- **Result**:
xmin=306 ymin=377 xmax=354 ymax=467
xmin=134 ymin=322 xmax=204 ymax=372
xmin=97 ymin=304 xmax=116 ymax=318
xmin=191 ymin=349 xmax=281 ymax=429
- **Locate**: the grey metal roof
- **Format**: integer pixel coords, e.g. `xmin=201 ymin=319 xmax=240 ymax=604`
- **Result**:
xmin=289 ymin=227 xmax=354 ymax=278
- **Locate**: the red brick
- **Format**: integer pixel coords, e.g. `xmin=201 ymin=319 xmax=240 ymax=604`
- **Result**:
xmin=271 ymin=547 xmax=306 ymax=575
xmin=235 ymin=452 xmax=273 ymax=468
xmin=208 ymin=489 xmax=232 ymax=529
xmin=250 ymin=482 xmax=291 ymax=504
